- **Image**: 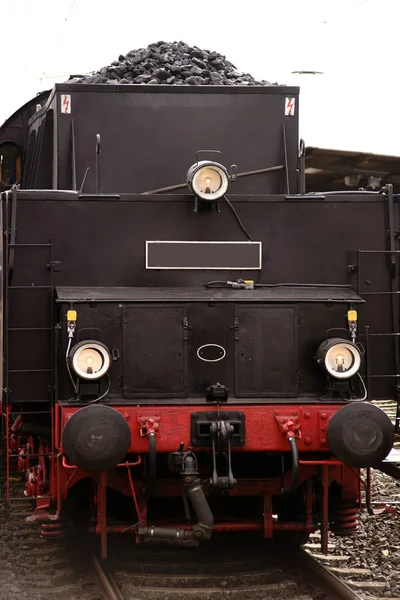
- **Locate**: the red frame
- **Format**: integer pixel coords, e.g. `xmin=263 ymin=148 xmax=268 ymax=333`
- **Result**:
xmin=6 ymin=401 xmax=362 ymax=558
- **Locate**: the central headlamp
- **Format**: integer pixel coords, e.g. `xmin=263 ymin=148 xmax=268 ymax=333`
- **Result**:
xmin=69 ymin=340 xmax=111 ymax=381
xmin=316 ymin=338 xmax=361 ymax=380
xmin=187 ymin=160 xmax=230 ymax=201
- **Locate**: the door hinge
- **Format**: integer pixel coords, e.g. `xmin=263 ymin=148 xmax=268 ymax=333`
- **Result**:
xmin=46 ymin=260 xmax=61 ymax=272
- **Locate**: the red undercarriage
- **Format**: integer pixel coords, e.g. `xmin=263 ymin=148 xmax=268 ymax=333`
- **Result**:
xmin=7 ymin=403 xmax=362 ymax=558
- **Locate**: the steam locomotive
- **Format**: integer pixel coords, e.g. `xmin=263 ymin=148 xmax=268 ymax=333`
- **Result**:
xmin=0 ymin=82 xmax=396 ymax=558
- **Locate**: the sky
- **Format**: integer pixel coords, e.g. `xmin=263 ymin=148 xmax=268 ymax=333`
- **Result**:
xmin=1 ymin=0 xmax=399 ymax=155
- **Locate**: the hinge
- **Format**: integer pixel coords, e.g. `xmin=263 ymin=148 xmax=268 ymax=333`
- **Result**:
xmin=45 ymin=261 xmax=61 ymax=272
xmin=230 ymin=317 xmax=240 ymax=341
xmin=230 ymin=317 xmax=239 ymax=331
xmin=386 ymin=230 xmax=400 ymax=240
xmin=183 ymin=316 xmax=191 ymax=341
xmin=347 ymin=264 xmax=357 ymax=274
xmin=298 ymin=312 xmax=304 ymax=326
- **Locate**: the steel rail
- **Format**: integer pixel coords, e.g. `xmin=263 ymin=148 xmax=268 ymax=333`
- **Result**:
xmin=296 ymin=547 xmax=365 ymax=600
xmin=91 ymin=553 xmax=125 ymax=600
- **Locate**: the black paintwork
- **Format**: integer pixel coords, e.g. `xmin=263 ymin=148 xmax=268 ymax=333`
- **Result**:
xmin=0 ymin=85 xmax=399 ymax=408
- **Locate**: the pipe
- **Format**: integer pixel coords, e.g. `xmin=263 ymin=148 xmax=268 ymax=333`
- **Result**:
xmin=282 ymin=436 xmax=300 ymax=494
xmin=91 ymin=521 xmax=314 ymax=534
xmin=145 ymin=432 xmax=156 ymax=498
xmin=184 ymin=477 xmax=214 ymax=540
xmin=139 ymin=475 xmax=214 ymax=543
xmin=142 ymin=164 xmax=284 ymax=195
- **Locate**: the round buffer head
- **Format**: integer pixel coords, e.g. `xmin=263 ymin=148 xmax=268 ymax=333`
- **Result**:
xmin=327 ymin=402 xmax=394 ymax=468
xmin=62 ymin=404 xmax=131 ymax=471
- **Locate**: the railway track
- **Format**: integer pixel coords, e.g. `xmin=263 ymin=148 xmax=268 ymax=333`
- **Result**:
xmin=90 ymin=533 xmax=366 ymax=600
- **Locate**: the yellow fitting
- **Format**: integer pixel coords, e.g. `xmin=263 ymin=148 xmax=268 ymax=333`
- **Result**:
xmin=67 ymin=310 xmax=77 ymax=322
xmin=347 ymin=310 xmax=357 ymax=322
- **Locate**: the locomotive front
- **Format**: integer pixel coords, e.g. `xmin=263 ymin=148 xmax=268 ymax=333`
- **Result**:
xmin=0 ymin=82 xmax=396 ymax=558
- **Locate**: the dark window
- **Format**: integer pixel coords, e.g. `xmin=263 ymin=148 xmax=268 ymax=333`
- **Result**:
xmin=0 ymin=143 xmax=21 ymax=185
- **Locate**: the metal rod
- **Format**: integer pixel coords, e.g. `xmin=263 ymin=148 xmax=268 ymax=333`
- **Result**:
xmin=366 ymin=468 xmax=372 ymax=515
xmin=8 ymin=286 xmax=53 ymax=290
xmin=8 ymin=186 xmax=18 ymax=285
xmin=365 ymin=326 xmax=371 ymax=397
xmin=321 ymin=465 xmax=329 ymax=555
xmin=6 ymin=407 xmax=10 ymax=502
xmin=95 ymin=134 xmax=101 ymax=194
xmin=71 ymin=120 xmax=77 ymax=191
xmin=99 ymin=472 xmax=107 ymax=559
xmin=8 ymin=369 xmax=52 ymax=373
xmin=10 ymin=410 xmax=52 ymax=415
xmin=299 ymin=139 xmax=306 ymax=194
xmin=8 ymin=243 xmax=52 ymax=248
xmin=8 ymin=327 xmax=52 ymax=331
xmin=4 ymin=192 xmax=10 ymax=409
xmin=387 ymin=184 xmax=400 ymax=401
xmin=282 ymin=123 xmax=290 ymax=194
xmin=79 ymin=167 xmax=90 ymax=193
xmin=142 ymin=164 xmax=284 ymax=195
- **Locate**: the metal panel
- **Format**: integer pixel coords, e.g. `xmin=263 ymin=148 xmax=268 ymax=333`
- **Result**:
xmin=234 ymin=305 xmax=298 ymax=397
xmin=146 ymin=241 xmax=262 ymax=270
xmin=187 ymin=303 xmax=233 ymax=395
xmin=122 ymin=305 xmax=187 ymax=397
xmin=53 ymin=84 xmax=299 ymax=194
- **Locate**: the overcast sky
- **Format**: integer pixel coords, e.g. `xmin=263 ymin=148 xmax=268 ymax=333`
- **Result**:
xmin=2 ymin=0 xmax=398 ymax=155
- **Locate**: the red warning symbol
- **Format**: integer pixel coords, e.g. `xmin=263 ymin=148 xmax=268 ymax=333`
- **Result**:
xmin=285 ymin=97 xmax=295 ymax=116
xmin=61 ymin=94 xmax=71 ymax=114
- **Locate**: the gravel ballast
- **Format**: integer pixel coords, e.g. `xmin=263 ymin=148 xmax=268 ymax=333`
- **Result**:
xmin=327 ymin=469 xmax=400 ymax=599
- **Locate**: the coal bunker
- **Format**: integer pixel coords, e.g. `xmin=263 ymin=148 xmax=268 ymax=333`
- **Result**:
xmin=67 ymin=41 xmax=274 ymax=86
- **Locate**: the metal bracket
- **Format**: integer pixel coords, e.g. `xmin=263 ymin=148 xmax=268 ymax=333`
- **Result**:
xmin=191 ymin=411 xmax=245 ymax=447
xmin=274 ymin=414 xmax=302 ymax=439
xmin=210 ymin=420 xmax=236 ymax=490
xmin=46 ymin=261 xmax=61 ymax=272
xmin=137 ymin=415 xmax=160 ymax=437
xmin=191 ymin=411 xmax=241 ymax=491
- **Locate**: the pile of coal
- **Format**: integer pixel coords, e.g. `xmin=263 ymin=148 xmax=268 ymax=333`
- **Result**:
xmin=67 ymin=41 xmax=272 ymax=86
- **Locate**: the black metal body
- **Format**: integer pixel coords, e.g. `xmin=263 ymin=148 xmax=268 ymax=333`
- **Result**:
xmin=0 ymin=84 xmax=399 ymax=409
xmin=24 ymin=84 xmax=299 ymax=194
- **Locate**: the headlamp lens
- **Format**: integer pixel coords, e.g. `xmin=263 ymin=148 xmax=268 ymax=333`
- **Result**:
xmin=317 ymin=338 xmax=361 ymax=380
xmin=70 ymin=341 xmax=111 ymax=381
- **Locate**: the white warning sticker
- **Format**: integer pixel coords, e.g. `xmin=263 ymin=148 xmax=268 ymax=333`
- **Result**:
xmin=61 ymin=94 xmax=71 ymax=114
xmin=285 ymin=97 xmax=295 ymax=116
